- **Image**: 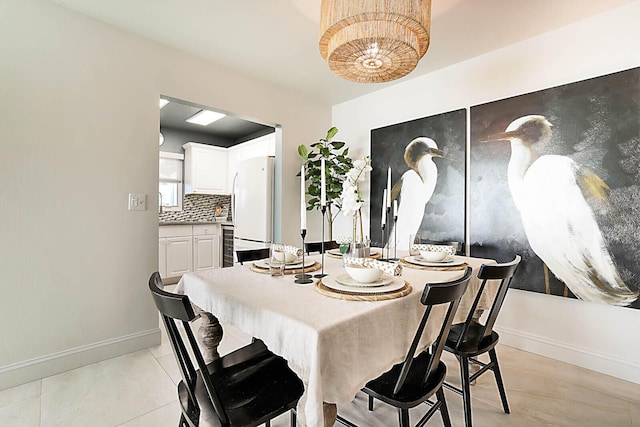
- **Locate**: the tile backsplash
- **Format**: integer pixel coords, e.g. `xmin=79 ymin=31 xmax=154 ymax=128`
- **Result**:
xmin=159 ymin=194 xmax=232 ymax=223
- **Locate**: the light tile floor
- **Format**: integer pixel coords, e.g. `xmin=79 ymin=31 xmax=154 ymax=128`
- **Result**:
xmin=2 ymin=319 xmax=639 ymax=426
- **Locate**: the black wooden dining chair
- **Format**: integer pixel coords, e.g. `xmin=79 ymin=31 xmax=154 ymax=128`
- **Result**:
xmin=235 ymin=248 xmax=270 ymax=265
xmin=148 ymin=272 xmax=304 ymax=427
xmin=338 ymin=267 xmax=473 ymax=427
xmin=442 ymin=255 xmax=521 ymax=427
xmin=304 ymin=240 xmax=339 ymax=254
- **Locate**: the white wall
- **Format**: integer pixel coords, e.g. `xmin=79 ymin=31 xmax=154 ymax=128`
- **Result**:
xmin=0 ymin=0 xmax=330 ymax=389
xmin=331 ymin=2 xmax=640 ymax=384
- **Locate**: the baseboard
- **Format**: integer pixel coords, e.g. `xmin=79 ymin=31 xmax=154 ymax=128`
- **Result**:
xmin=0 ymin=328 xmax=162 ymax=391
xmin=496 ymin=326 xmax=640 ymax=385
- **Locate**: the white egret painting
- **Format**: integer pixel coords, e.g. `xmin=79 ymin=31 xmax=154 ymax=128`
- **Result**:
xmin=370 ymin=109 xmax=466 ymax=251
xmin=470 ymin=67 xmax=640 ymax=309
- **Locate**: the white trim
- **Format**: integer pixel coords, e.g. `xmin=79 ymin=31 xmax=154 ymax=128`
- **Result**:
xmin=0 ymin=328 xmax=161 ymax=390
xmin=159 ymin=151 xmax=184 ymax=160
xmin=496 ymin=326 xmax=640 ymax=385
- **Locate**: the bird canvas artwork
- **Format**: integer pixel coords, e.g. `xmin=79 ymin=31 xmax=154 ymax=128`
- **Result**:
xmin=470 ymin=67 xmax=640 ymax=308
xmin=370 ymin=109 xmax=466 ymax=251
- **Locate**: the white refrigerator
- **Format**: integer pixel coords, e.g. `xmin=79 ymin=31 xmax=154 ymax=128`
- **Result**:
xmin=232 ymin=156 xmax=274 ymax=255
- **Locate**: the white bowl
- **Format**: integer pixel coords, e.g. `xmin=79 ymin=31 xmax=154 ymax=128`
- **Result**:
xmin=344 ymin=264 xmax=383 ymax=283
xmin=419 ymin=250 xmax=449 ymax=262
xmin=274 ymin=251 xmax=298 ymax=263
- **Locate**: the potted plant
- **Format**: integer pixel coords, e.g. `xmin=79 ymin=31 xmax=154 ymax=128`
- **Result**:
xmin=298 ymin=127 xmax=353 ymax=239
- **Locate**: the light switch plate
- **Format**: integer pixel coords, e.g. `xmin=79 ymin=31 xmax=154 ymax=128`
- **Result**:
xmin=128 ymin=193 xmax=146 ymax=211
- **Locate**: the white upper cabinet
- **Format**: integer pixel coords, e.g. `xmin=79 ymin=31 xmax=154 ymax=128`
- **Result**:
xmin=183 ymin=142 xmax=228 ymax=195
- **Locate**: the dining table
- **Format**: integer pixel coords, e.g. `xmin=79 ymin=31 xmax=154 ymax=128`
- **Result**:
xmin=175 ymin=249 xmax=497 ymax=427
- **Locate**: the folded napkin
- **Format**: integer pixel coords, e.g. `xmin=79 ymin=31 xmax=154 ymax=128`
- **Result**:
xmin=272 ymin=244 xmax=303 ymax=257
xmin=411 ymin=244 xmax=456 ymax=256
xmin=343 ymin=257 xmax=403 ymax=276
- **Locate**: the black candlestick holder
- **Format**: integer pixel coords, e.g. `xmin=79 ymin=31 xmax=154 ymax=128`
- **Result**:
xmin=380 ymin=223 xmax=386 ymax=260
xmin=314 ymin=206 xmax=327 ymax=278
xmin=295 ymin=229 xmax=313 ymax=284
xmin=390 ymin=211 xmax=399 ymax=261
xmin=385 ymin=206 xmax=392 ymax=261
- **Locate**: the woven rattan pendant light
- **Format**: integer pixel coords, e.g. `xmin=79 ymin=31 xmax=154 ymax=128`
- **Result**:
xmin=319 ymin=0 xmax=431 ymax=83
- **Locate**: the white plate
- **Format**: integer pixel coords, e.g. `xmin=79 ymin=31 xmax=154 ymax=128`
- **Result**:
xmin=253 ymin=258 xmax=315 ymax=269
xmin=322 ymin=275 xmax=405 ymax=294
xmin=327 ymin=249 xmax=346 ymax=256
xmin=404 ymin=255 xmax=465 ymax=267
xmin=335 ymin=273 xmax=393 ymax=288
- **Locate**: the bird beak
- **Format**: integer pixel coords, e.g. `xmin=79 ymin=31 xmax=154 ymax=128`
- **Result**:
xmin=427 ymin=147 xmax=446 ymax=158
xmin=478 ymin=130 xmax=516 ymax=143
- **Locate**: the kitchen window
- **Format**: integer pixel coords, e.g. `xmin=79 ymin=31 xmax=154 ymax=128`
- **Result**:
xmin=159 ymin=151 xmax=184 ymax=211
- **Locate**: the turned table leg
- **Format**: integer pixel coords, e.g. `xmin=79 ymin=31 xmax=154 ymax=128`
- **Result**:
xmin=193 ymin=307 xmax=223 ymax=363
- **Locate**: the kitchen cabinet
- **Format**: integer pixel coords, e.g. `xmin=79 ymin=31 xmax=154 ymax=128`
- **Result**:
xmin=183 ymin=142 xmax=228 ymax=195
xmin=159 ymin=224 xmax=221 ymax=280
xmin=159 ymin=225 xmax=193 ymax=279
xmin=193 ymin=224 xmax=220 ymax=271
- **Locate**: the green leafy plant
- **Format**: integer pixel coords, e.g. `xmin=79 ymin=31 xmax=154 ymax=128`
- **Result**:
xmin=298 ymin=127 xmax=353 ymax=239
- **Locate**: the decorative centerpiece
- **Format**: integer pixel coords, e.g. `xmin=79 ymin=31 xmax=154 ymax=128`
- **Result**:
xmin=340 ymin=155 xmax=372 ymax=258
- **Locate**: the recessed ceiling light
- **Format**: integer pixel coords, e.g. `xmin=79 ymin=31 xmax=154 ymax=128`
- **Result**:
xmin=159 ymin=99 xmax=169 ymax=109
xmin=186 ymin=110 xmax=226 ymax=126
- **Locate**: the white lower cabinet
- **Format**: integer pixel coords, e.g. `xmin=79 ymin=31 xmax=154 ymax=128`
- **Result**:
xmin=165 ymin=236 xmax=193 ymax=277
xmin=159 ymin=224 xmax=221 ymax=280
xmin=193 ymin=234 xmax=220 ymax=271
xmin=193 ymin=224 xmax=221 ymax=271
xmin=159 ymin=225 xmax=193 ymax=279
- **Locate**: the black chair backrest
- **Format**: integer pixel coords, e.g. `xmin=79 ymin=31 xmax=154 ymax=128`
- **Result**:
xmin=305 ymin=240 xmax=339 ymax=254
xmin=393 ymin=266 xmax=473 ymax=394
xmin=236 ymin=248 xmax=270 ymax=265
xmin=148 ymin=272 xmax=230 ymax=425
xmin=455 ymin=255 xmax=521 ymax=347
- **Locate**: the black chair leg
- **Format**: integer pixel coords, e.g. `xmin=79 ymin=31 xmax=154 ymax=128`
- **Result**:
xmin=398 ymin=408 xmax=410 ymax=427
xmin=436 ymin=387 xmax=452 ymax=427
xmin=368 ymin=395 xmax=374 ymax=411
xmin=265 ymin=421 xmax=270 ymax=427
xmin=290 ymin=408 xmax=296 ymax=427
xmin=459 ymin=355 xmax=473 ymax=427
xmin=489 ymin=348 xmax=510 ymax=414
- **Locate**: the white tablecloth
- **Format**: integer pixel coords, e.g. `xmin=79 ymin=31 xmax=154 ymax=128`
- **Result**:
xmin=175 ymin=253 xmax=495 ymax=427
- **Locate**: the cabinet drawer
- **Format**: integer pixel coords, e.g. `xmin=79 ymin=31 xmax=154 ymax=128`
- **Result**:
xmin=159 ymin=225 xmax=193 ymax=238
xmin=193 ymin=224 xmax=220 ymax=236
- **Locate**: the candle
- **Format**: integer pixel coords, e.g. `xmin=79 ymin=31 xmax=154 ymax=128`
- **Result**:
xmin=300 ymin=165 xmax=307 ymax=230
xmin=393 ymin=199 xmax=398 ymax=219
xmin=381 ymin=189 xmax=387 ymax=226
xmin=320 ymin=157 xmax=326 ymax=207
xmin=386 ymin=167 xmax=392 ymax=208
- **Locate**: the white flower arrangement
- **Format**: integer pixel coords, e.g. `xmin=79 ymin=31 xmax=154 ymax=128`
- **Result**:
xmin=340 ymin=156 xmax=372 ymax=217
xmin=339 ymin=156 xmax=372 ymax=245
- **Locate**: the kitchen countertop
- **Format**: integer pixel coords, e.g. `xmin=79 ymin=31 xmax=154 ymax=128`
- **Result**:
xmin=159 ymin=220 xmax=231 ymax=226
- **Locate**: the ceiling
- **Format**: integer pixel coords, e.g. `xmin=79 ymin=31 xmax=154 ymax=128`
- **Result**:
xmin=159 ymin=98 xmax=274 ymax=142
xmin=51 ymin=0 xmax=634 ymax=107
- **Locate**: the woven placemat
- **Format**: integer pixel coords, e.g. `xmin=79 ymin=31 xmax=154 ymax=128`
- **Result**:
xmin=399 ymin=258 xmax=468 ymax=271
xmin=314 ymin=279 xmax=412 ymax=301
xmin=250 ymin=261 xmax=322 ymax=275
xmin=326 ymin=251 xmax=382 ymax=259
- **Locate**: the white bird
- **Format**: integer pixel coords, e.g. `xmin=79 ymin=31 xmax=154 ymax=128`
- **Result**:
xmin=388 ymin=137 xmax=445 ymax=250
xmin=489 ymin=115 xmax=638 ymax=306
